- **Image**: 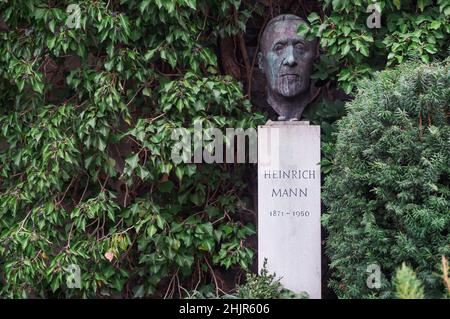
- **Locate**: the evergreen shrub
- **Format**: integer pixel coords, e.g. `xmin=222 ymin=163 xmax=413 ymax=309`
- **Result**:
xmin=323 ymin=60 xmax=450 ymax=298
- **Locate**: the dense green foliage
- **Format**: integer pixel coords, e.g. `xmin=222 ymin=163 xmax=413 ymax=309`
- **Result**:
xmin=302 ymin=0 xmax=449 ymax=186
xmin=185 ymin=259 xmax=307 ymax=299
xmin=394 ymin=263 xmax=425 ymax=299
xmin=394 ymin=258 xmax=450 ymax=299
xmin=0 ymin=0 xmax=264 ymax=298
xmin=301 ymin=0 xmax=450 ymax=93
xmin=323 ymin=61 xmax=449 ymax=299
xmin=235 ymin=259 xmax=308 ymax=299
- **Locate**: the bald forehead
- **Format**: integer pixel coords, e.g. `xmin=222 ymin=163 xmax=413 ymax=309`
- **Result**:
xmin=261 ymin=18 xmax=307 ymax=52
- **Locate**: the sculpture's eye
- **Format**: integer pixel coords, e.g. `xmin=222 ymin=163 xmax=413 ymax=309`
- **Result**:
xmin=295 ymin=43 xmax=305 ymax=51
xmin=274 ymin=43 xmax=285 ymax=52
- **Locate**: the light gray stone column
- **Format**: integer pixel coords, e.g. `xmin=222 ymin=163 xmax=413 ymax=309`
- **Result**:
xmin=258 ymin=121 xmax=321 ymax=299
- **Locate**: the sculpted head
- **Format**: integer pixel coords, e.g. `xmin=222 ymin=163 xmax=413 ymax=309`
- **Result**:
xmin=258 ymin=14 xmax=317 ymax=118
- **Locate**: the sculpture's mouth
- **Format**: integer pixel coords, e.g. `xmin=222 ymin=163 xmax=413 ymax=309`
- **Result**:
xmin=278 ymin=74 xmax=302 ymax=84
xmin=275 ymin=73 xmax=305 ymax=97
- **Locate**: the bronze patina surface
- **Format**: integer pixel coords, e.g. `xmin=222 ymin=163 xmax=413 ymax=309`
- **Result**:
xmin=258 ymin=14 xmax=317 ymax=121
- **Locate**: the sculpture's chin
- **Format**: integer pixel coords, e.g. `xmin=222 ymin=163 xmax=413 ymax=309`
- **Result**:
xmin=275 ymin=75 xmax=308 ymax=97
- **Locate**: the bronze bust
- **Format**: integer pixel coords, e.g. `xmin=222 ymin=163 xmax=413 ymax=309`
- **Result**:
xmin=258 ymin=14 xmax=317 ymax=121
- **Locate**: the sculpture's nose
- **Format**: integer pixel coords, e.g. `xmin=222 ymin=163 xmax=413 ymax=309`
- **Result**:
xmin=283 ymin=45 xmax=297 ymax=67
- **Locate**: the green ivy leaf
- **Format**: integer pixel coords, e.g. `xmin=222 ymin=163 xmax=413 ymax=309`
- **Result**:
xmin=147 ymin=224 xmax=157 ymax=238
xmin=126 ymin=153 xmax=140 ymax=170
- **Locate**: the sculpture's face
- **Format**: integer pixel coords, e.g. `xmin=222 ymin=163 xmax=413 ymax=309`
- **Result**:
xmin=259 ymin=19 xmax=316 ymax=98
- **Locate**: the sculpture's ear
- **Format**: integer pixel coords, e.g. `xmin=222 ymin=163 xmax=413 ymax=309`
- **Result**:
xmin=257 ymin=52 xmax=264 ymax=73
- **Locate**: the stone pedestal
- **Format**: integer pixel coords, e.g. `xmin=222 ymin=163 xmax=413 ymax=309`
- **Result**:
xmin=258 ymin=121 xmax=321 ymax=299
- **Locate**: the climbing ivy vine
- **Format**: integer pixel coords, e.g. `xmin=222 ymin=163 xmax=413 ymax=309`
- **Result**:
xmin=0 ymin=0 xmax=264 ymax=298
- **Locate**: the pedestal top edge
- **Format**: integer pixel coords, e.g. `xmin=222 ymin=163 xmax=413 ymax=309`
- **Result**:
xmin=259 ymin=120 xmax=317 ymax=128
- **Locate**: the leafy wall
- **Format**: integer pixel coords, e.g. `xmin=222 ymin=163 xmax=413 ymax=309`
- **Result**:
xmin=0 ymin=0 xmax=265 ymax=298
